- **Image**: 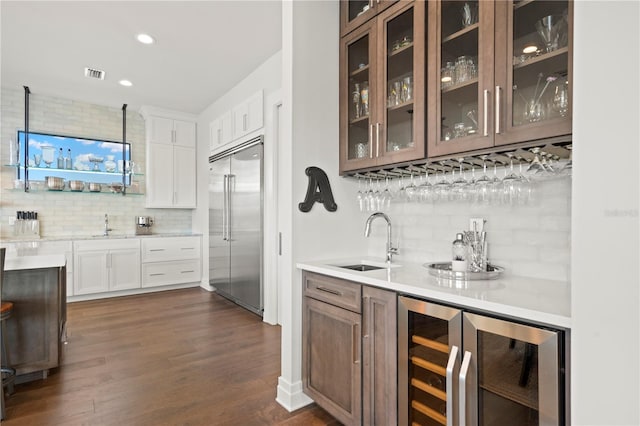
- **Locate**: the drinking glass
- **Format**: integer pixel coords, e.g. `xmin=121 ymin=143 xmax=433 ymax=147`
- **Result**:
xmin=356 ymin=176 xmax=366 ymax=212
xmin=404 ymin=171 xmax=418 ymax=202
xmin=33 ymin=154 xmax=41 ymax=167
xmin=402 ymin=76 xmax=413 ymax=103
xmin=42 ymin=145 xmax=55 ymax=168
xmin=474 ymin=156 xmax=492 ymax=204
xmin=449 ymin=158 xmax=468 ymax=202
xmin=417 ymin=166 xmax=433 ymax=202
xmin=551 ymin=79 xmax=569 ymax=118
xmin=352 ymin=83 xmax=361 ymax=119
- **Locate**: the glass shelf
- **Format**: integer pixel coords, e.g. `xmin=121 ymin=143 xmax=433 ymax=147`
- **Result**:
xmin=4 ymin=164 xmax=143 ymax=177
xmin=8 ymin=187 xmax=144 ymax=195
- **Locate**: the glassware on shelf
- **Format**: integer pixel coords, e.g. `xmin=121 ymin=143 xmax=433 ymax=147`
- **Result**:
xmin=535 ymin=14 xmax=568 ymax=53
xmin=352 ymin=82 xmax=361 ymax=119
xmin=360 ymin=81 xmax=369 ymax=117
xmin=41 ymin=145 xmax=55 ymax=168
xmin=89 ymin=155 xmax=104 ymax=171
xmin=551 ymin=79 xmax=569 ymax=118
xmin=441 ymin=61 xmax=455 ymax=89
xmin=33 ymin=154 xmax=41 ymax=167
xmin=104 ymin=155 xmax=117 ymax=172
xmin=461 ymin=2 xmax=478 ymax=27
xmin=401 ymin=76 xmax=413 ymax=103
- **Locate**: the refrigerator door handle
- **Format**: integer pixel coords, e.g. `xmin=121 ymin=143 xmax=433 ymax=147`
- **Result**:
xmin=222 ymin=174 xmax=228 ymax=241
xmin=227 ymin=174 xmax=234 ymax=241
xmin=446 ymin=345 xmax=459 ymax=426
xmin=459 ymin=350 xmax=472 ymax=426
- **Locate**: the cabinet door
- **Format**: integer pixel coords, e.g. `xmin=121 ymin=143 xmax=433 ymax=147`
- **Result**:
xmin=173 ymin=146 xmax=196 ymax=208
xmin=173 ymin=119 xmax=196 ymax=148
xmin=74 ymin=250 xmax=109 ymax=295
xmin=149 ymin=116 xmax=174 ymax=145
xmin=246 ymin=91 xmax=264 ymax=134
xmin=362 ymin=286 xmax=397 ymax=426
xmin=376 ymin=1 xmax=426 ymax=165
xmin=340 ymin=0 xmax=398 ymax=37
xmin=109 ymin=248 xmax=141 ymax=291
xmin=494 ymin=0 xmax=572 ymax=146
xmin=146 ymin=143 xmax=174 ymax=208
xmin=232 ymin=102 xmax=249 ymax=139
xmin=303 ymin=296 xmax=362 ymax=426
xmin=428 ymin=0 xmax=495 ymax=157
xmin=339 ymin=19 xmax=378 ymax=173
xmin=210 ymin=118 xmax=222 ymax=153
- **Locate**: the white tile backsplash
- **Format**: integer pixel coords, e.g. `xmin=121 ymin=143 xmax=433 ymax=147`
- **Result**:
xmin=362 ymin=177 xmax=571 ymax=282
xmin=1 ymin=87 xmax=192 ymax=239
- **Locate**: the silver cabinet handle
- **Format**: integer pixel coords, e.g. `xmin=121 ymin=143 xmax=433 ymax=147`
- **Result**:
xmin=446 ymin=345 xmax=460 ymax=426
xmin=316 ymin=286 xmax=342 ymax=296
xmin=459 ymin=350 xmax=472 ymax=426
xmin=180 ymin=247 xmax=195 ymax=250
xmin=376 ymin=122 xmax=380 ymax=157
xmin=149 ymin=249 xmax=165 ymax=252
xmin=243 ymin=114 xmax=248 ymax=131
xmin=483 ymin=90 xmax=489 ymax=137
xmin=369 ymin=125 xmax=374 ymax=159
xmin=150 ymin=273 xmax=165 ymax=277
xmin=222 ymin=174 xmax=228 ymax=241
xmin=495 ymin=85 xmax=502 ymax=134
xmin=352 ymin=323 xmax=360 ymax=364
xmin=217 ymin=128 xmax=222 ymax=144
xmin=180 ymin=270 xmax=195 ymax=274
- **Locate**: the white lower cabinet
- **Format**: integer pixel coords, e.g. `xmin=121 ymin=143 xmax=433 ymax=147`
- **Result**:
xmin=141 ymin=236 xmax=201 ymax=288
xmin=73 ymin=239 xmax=141 ymax=295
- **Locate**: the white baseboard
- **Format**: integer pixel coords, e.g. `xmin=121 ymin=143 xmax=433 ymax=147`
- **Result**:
xmin=276 ymin=376 xmax=313 ymax=412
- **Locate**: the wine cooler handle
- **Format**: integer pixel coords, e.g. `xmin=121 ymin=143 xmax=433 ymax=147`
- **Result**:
xmin=459 ymin=351 xmax=472 ymax=426
xmin=446 ymin=345 xmax=459 ymax=426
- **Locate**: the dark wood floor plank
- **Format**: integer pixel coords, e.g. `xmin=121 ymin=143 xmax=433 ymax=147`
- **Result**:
xmin=2 ymin=288 xmax=337 ymax=425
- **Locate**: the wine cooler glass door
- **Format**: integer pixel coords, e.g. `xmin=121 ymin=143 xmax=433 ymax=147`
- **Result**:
xmin=398 ymin=297 xmax=462 ymax=426
xmin=462 ymin=312 xmax=563 ymax=426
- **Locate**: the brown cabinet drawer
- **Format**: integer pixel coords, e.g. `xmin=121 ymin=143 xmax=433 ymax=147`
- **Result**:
xmin=303 ymin=271 xmax=361 ymax=313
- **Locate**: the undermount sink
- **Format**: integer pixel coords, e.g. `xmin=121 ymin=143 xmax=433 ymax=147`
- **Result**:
xmin=338 ymin=264 xmax=386 ymax=272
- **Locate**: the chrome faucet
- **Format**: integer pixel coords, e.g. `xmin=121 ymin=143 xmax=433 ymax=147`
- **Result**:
xmin=364 ymin=212 xmax=398 ymax=263
xmin=103 ymin=213 xmax=112 ymax=236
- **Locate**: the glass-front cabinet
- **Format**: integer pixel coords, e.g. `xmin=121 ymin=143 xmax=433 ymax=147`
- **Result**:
xmin=495 ymin=0 xmax=572 ymax=146
xmin=399 ymin=296 xmax=566 ymax=426
xmin=429 ymin=0 xmax=572 ymax=157
xmin=340 ymin=1 xmax=426 ymax=174
xmin=340 ymin=0 xmax=397 ymax=37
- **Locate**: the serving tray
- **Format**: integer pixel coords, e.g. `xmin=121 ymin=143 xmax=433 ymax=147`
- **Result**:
xmin=424 ymin=262 xmax=505 ymax=281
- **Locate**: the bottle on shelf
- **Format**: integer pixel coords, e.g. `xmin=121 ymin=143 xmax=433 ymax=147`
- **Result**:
xmin=65 ymin=149 xmax=72 ymax=170
xmin=57 ymin=148 xmax=64 ymax=169
xmin=9 ymin=138 xmax=19 ymax=166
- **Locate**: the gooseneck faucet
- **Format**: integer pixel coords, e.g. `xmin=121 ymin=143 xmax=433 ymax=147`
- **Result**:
xmin=364 ymin=212 xmax=398 ymax=263
xmin=103 ymin=213 xmax=112 ymax=236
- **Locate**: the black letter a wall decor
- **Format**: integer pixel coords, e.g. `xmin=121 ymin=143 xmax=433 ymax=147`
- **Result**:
xmin=298 ymin=166 xmax=338 ymax=213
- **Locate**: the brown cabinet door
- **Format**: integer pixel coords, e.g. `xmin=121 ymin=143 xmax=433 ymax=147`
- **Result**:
xmin=375 ymin=0 xmax=427 ymax=166
xmin=494 ymin=0 xmax=572 ymax=146
xmin=340 ymin=20 xmax=379 ymax=173
xmin=428 ymin=0 xmax=495 ymax=157
xmin=303 ymin=296 xmax=362 ymax=426
xmin=340 ymin=0 xmax=400 ymax=37
xmin=362 ymin=286 xmax=397 ymax=426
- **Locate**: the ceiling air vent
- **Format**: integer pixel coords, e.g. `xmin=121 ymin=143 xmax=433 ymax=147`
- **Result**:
xmin=84 ymin=67 xmax=105 ymax=80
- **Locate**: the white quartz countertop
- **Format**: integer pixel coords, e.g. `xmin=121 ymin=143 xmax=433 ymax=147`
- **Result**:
xmin=5 ymin=254 xmax=66 ymax=271
xmin=2 ymin=232 xmax=202 ymax=243
xmin=297 ymin=258 xmax=571 ymax=329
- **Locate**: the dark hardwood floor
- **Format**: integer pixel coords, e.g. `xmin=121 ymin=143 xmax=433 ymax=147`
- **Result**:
xmin=2 ymin=288 xmax=339 ymax=425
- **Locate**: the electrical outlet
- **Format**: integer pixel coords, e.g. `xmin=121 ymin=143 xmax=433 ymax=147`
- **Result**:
xmin=469 ymin=218 xmax=485 ymax=232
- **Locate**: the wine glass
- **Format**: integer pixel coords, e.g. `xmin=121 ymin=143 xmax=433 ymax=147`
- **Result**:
xmin=551 ymin=79 xmax=569 ymax=118
xmin=474 ymin=155 xmax=492 ymax=204
xmin=450 ymin=158 xmax=468 ymax=202
xmin=356 ymin=175 xmax=366 ymax=212
xmin=502 ymin=153 xmax=522 ymax=204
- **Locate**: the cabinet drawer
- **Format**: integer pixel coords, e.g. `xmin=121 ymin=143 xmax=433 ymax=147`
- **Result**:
xmin=303 ymin=271 xmax=361 ymax=313
xmin=74 ymin=238 xmax=140 ymax=252
xmin=141 ymin=237 xmax=201 ymax=262
xmin=142 ymin=259 xmax=201 ymax=287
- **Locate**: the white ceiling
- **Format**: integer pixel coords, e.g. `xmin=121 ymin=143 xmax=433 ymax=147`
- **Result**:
xmin=1 ymin=1 xmax=282 ymax=115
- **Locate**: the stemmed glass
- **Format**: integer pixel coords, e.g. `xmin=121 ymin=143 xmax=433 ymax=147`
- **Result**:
xmin=526 ymin=147 xmax=546 ymax=177
xmin=404 ymin=170 xmax=418 ymax=202
xmin=433 ymin=161 xmax=451 ymax=202
xmin=450 ymin=158 xmax=468 ymax=202
xmin=474 ymin=155 xmax=492 ymax=204
xmin=417 ymin=164 xmax=433 ymax=203
xmin=356 ymin=175 xmax=366 ymax=212
xmin=502 ymin=153 xmax=522 ymax=204
xmin=380 ymin=176 xmax=392 ymax=209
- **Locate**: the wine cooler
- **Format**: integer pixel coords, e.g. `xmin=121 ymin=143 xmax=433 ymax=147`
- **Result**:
xmin=398 ymin=296 xmax=566 ymax=426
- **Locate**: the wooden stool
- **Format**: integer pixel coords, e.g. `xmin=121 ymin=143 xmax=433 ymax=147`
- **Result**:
xmin=1 ymin=301 xmax=16 ymax=420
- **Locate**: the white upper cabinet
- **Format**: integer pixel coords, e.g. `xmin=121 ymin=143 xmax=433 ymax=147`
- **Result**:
xmin=209 ymin=90 xmax=264 ymax=155
xmin=140 ymin=107 xmax=197 ymax=209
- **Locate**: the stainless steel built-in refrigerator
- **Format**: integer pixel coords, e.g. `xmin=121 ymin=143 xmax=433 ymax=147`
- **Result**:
xmin=208 ymin=137 xmax=263 ymax=316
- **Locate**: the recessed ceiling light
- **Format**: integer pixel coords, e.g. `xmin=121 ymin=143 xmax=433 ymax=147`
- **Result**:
xmin=119 ymin=80 xmax=133 ymax=87
xmin=522 ymin=44 xmax=538 ymax=54
xmin=136 ymin=33 xmax=155 ymax=44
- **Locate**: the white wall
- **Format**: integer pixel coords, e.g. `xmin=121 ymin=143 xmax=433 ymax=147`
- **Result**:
xmin=0 ymin=88 xmax=192 ymax=238
xmin=194 ymin=51 xmax=282 ymax=323
xmin=364 ymin=176 xmax=571 ymax=282
xmin=572 ymin=1 xmax=639 ymax=424
xmin=277 ymin=0 xmax=367 ymax=411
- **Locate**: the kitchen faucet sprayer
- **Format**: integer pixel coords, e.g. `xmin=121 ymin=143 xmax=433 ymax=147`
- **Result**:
xmin=364 ymin=212 xmax=398 ymax=263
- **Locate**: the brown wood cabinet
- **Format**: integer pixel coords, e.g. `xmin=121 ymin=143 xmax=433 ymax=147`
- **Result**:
xmin=340 ymin=0 xmax=398 ymax=37
xmin=362 ymin=286 xmax=397 ymax=426
xmin=428 ymin=0 xmax=573 ymax=157
xmin=339 ymin=0 xmax=426 ymax=174
xmin=302 ymin=271 xmax=398 ymax=425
